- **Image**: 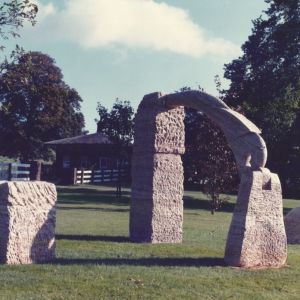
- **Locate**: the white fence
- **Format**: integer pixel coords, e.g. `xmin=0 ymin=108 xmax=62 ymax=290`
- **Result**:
xmin=75 ymin=168 xmax=129 ymax=184
xmin=0 ymin=163 xmax=31 ymax=181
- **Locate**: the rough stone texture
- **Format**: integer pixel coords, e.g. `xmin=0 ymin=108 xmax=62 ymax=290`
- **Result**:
xmin=0 ymin=181 xmax=57 ymax=264
xmin=224 ymin=169 xmax=287 ymax=267
xmin=130 ymin=92 xmax=185 ymax=243
xmin=284 ymin=206 xmax=300 ymax=244
xmin=164 ymin=90 xmax=267 ymax=176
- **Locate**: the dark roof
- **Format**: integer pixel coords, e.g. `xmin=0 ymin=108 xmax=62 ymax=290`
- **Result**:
xmin=45 ymin=132 xmax=113 ymax=146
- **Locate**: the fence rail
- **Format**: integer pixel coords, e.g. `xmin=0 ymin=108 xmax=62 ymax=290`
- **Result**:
xmin=75 ymin=168 xmax=130 ymax=185
xmin=0 ymin=163 xmax=31 ymax=181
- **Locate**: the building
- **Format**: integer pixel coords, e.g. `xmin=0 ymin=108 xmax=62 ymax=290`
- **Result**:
xmin=45 ymin=132 xmax=121 ymax=183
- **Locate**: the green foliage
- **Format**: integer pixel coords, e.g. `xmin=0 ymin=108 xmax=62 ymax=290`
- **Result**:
xmin=0 ymin=0 xmax=38 ymax=43
xmin=0 ymin=184 xmax=299 ymax=299
xmin=0 ymin=51 xmax=85 ymax=162
xmin=96 ymin=98 xmax=135 ymax=162
xmin=223 ymin=0 xmax=300 ymax=198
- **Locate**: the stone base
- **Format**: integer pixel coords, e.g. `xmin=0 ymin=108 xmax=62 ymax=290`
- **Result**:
xmin=130 ymin=153 xmax=183 ymax=243
xmin=224 ymin=170 xmax=287 ymax=268
xmin=0 ymin=181 xmax=57 ymax=264
xmin=284 ymin=206 xmax=300 ymax=244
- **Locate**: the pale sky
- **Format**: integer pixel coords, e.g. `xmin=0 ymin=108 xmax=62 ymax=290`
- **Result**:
xmin=2 ymin=0 xmax=268 ymax=133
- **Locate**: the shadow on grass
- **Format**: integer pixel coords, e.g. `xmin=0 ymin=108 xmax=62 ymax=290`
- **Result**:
xmin=57 ymin=206 xmax=129 ymax=213
xmin=56 ymin=234 xmax=129 ymax=243
xmin=51 ymin=257 xmax=225 ymax=267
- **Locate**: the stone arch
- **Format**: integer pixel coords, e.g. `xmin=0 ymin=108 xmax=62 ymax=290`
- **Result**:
xmin=129 ymin=91 xmax=286 ymax=267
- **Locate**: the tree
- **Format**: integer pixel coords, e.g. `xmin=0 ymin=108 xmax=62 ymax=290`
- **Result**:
xmin=223 ymin=0 xmax=300 ymax=198
xmin=0 ymin=1 xmax=38 ymax=85
xmin=179 ymin=87 xmax=239 ymax=214
xmin=0 ymin=51 xmax=85 ymax=162
xmin=95 ymin=99 xmax=135 ymax=163
xmin=0 ymin=0 xmax=38 ymax=45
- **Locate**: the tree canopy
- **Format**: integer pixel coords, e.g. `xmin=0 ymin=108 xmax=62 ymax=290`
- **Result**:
xmin=0 ymin=51 xmax=85 ymax=161
xmin=223 ymin=0 xmax=300 ymax=198
xmin=96 ymin=99 xmax=135 ymax=163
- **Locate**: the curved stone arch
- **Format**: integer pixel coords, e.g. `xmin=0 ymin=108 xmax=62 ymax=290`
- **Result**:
xmin=163 ymin=90 xmax=267 ymax=176
xmin=130 ymin=91 xmax=286 ymax=268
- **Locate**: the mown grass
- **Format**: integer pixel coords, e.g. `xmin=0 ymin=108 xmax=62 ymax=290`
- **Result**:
xmin=0 ymin=184 xmax=300 ymax=299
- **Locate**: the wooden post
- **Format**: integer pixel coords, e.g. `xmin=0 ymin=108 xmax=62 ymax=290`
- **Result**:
xmin=101 ymin=169 xmax=104 ymax=183
xmin=110 ymin=169 xmax=113 ymax=182
xmin=8 ymin=163 xmax=12 ymax=181
xmin=81 ymin=169 xmax=84 ymax=184
xmin=73 ymin=168 xmax=77 ymax=185
xmin=91 ymin=169 xmax=95 ymax=184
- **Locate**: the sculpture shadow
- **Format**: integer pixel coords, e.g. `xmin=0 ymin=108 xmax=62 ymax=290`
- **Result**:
xmin=55 ymin=234 xmax=129 ymax=243
xmin=52 ymin=257 xmax=225 ymax=267
xmin=0 ymin=204 xmax=9 ymax=264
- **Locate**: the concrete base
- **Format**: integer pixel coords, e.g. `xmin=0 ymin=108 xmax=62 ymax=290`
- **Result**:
xmin=0 ymin=181 xmax=57 ymax=264
xmin=224 ymin=169 xmax=287 ymax=268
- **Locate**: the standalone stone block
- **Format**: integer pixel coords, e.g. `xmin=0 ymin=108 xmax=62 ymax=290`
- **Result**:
xmin=224 ymin=169 xmax=287 ymax=267
xmin=130 ymin=92 xmax=185 ymax=243
xmin=0 ymin=181 xmax=57 ymax=264
xmin=284 ymin=206 xmax=300 ymax=244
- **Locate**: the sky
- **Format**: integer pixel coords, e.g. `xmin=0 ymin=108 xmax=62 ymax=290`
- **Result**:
xmin=2 ymin=0 xmax=269 ymax=133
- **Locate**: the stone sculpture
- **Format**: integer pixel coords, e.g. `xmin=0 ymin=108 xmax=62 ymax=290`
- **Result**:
xmin=284 ymin=206 xmax=300 ymax=244
xmin=130 ymin=90 xmax=287 ymax=268
xmin=0 ymin=181 xmax=57 ymax=264
xmin=130 ymin=92 xmax=185 ymax=243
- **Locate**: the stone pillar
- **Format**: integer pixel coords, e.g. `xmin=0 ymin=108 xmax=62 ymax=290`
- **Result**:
xmin=130 ymin=92 xmax=185 ymax=243
xmin=224 ymin=169 xmax=287 ymax=267
xmin=0 ymin=181 xmax=57 ymax=264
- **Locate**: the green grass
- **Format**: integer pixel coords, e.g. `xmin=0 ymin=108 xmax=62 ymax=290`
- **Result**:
xmin=0 ymin=184 xmax=300 ymax=299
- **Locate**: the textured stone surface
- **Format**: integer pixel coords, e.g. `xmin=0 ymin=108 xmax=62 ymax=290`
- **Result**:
xmin=0 ymin=181 xmax=57 ymax=264
xmin=284 ymin=206 xmax=300 ymax=244
xmin=164 ymin=90 xmax=267 ymax=176
xmin=224 ymin=169 xmax=287 ymax=267
xmin=130 ymin=92 xmax=184 ymax=243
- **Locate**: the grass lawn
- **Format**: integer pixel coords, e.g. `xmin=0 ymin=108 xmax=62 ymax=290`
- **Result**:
xmin=0 ymin=184 xmax=300 ymax=299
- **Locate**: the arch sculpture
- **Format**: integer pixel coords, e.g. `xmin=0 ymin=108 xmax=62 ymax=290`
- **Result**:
xmin=130 ymin=91 xmax=287 ymax=268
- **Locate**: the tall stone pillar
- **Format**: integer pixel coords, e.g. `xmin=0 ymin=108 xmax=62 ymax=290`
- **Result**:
xmin=224 ymin=168 xmax=287 ymax=267
xmin=129 ymin=92 xmax=185 ymax=243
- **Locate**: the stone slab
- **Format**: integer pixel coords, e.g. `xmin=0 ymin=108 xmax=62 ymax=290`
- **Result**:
xmin=224 ymin=170 xmax=287 ymax=267
xmin=284 ymin=206 xmax=300 ymax=244
xmin=0 ymin=181 xmax=57 ymax=264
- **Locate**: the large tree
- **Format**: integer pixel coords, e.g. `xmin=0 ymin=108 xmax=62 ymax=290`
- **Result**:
xmin=96 ymin=99 xmax=135 ymax=163
xmin=223 ymin=0 xmax=300 ymax=198
xmin=0 ymin=51 xmax=85 ymax=161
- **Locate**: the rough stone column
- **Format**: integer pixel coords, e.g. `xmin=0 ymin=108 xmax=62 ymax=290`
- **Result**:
xmin=0 ymin=181 xmax=57 ymax=264
xmin=224 ymin=169 xmax=287 ymax=267
xmin=129 ymin=92 xmax=185 ymax=243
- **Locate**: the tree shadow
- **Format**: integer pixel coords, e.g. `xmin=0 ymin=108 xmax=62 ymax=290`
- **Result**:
xmin=183 ymin=196 xmax=236 ymax=213
xmin=55 ymin=234 xmax=129 ymax=243
xmin=57 ymin=206 xmax=129 ymax=213
xmin=50 ymin=256 xmax=225 ymax=267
